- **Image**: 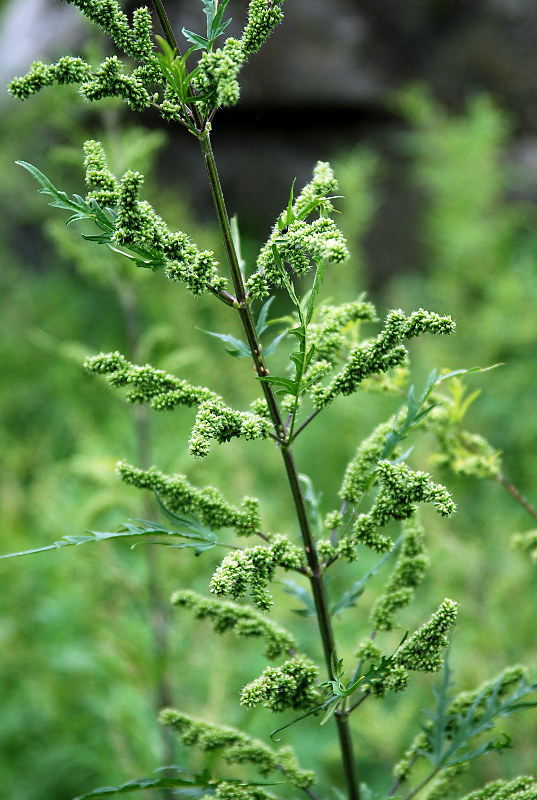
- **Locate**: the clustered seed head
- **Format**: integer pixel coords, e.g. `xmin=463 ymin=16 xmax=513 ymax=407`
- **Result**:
xmin=427 ymin=403 xmax=501 ymax=479
xmin=308 ymin=300 xmax=377 ymax=368
xmin=172 ymin=589 xmax=295 ymax=658
xmin=117 ymin=461 xmax=261 ymax=537
xmin=85 ymin=352 xmax=268 ymax=457
xmin=210 ymin=535 xmax=304 ymax=610
xmin=241 ymin=0 xmax=285 ymax=57
xmin=194 ymin=38 xmax=244 ymax=114
xmin=371 ymin=517 xmax=429 ymax=631
xmin=338 ymin=419 xmax=396 ymax=504
xmin=159 ymin=709 xmax=315 ymax=788
xmin=246 ymin=163 xmax=350 ymax=299
xmin=338 ymin=460 xmax=455 ymax=559
xmin=240 ymin=656 xmax=320 ymax=711
xmin=512 ymin=530 xmax=537 ymax=564
xmin=456 ymin=776 xmax=537 ymax=800
xmin=394 ymin=598 xmax=458 ymax=672
xmin=312 ymin=308 xmax=455 ymax=409
xmin=83 ymin=140 xmax=119 ymax=208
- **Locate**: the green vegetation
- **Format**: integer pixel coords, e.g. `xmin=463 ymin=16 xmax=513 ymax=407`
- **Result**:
xmin=2 ymin=4 xmax=537 ymax=800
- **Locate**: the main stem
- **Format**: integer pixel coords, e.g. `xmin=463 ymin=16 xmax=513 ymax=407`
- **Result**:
xmin=198 ymin=130 xmax=361 ymax=800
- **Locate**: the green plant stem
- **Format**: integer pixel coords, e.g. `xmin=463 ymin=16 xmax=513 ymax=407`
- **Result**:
xmin=387 ymin=755 xmax=420 ymax=798
xmin=152 ymin=6 xmax=361 ymax=796
xmin=401 ymin=768 xmax=440 ymax=800
xmin=197 ymin=126 xmax=361 ymax=800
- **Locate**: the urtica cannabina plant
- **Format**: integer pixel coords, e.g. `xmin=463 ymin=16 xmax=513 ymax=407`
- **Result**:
xmin=6 ymin=2 xmax=537 ymax=799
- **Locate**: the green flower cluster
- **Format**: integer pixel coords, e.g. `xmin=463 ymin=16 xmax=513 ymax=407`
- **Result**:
xmin=394 ymin=598 xmax=457 ymax=672
xmin=246 ymin=163 xmax=349 ymax=299
xmin=193 ymin=38 xmax=244 ymax=115
xmin=366 ymin=599 xmax=457 ymax=699
xmin=456 ymin=776 xmax=537 ymax=800
xmin=211 ymin=783 xmax=274 ymax=800
xmin=117 ymin=461 xmax=261 ymax=536
xmin=159 ymin=709 xmax=316 ymax=788
xmin=210 ymin=535 xmax=304 ymax=610
xmin=512 ymin=530 xmax=537 ymax=564
xmin=240 ymin=656 xmax=319 ymax=712
xmin=85 ymin=352 xmax=269 ymax=457
xmin=172 ymin=589 xmax=296 ymax=658
xmin=370 ymin=517 xmax=428 ymax=631
xmin=311 ymin=308 xmax=455 ymax=409
xmin=427 ymin=404 xmax=501 ymax=480
xmin=308 ymin=300 xmax=377 ymax=368
xmin=84 ymin=139 xmax=118 ymax=208
xmin=338 ymin=419 xmax=395 ymax=503
xmin=8 ymin=1 xmax=158 ymax=110
xmin=338 ymin=460 xmax=455 ymax=558
xmin=64 ymin=0 xmax=154 ymax=60
xmin=421 ymin=766 xmax=467 ymax=800
xmin=8 ymin=56 xmax=92 ymax=100
xmin=241 ymin=0 xmax=285 ymax=57
xmin=83 ymin=140 xmax=226 ymax=294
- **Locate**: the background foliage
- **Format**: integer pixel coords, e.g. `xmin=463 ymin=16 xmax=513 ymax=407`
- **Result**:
xmin=1 ymin=37 xmax=536 ymax=800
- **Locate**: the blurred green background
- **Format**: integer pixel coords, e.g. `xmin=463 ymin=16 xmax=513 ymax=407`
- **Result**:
xmin=2 ymin=12 xmax=537 ymax=800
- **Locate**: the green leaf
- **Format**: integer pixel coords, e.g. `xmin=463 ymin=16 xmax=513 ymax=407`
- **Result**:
xmin=263 ymin=329 xmax=288 ymax=357
xmin=16 ymin=160 xmax=82 ymax=213
xmin=256 ymin=297 xmax=275 ymax=336
xmin=0 ymin=519 xmax=218 ymax=561
xmin=181 ymin=28 xmax=210 ymax=50
xmin=199 ymin=328 xmax=251 ymax=358
xmin=329 ymin=539 xmax=401 ymax=616
xmin=71 ymin=767 xmax=212 ymax=799
xmin=230 ymin=215 xmax=245 ymax=279
xmin=280 ymin=579 xmax=316 ymax=617
xmin=299 ymin=473 xmax=323 ymax=535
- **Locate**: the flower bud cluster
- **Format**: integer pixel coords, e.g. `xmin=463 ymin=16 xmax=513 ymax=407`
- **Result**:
xmin=240 ymin=657 xmax=319 ymax=712
xmin=210 ymin=535 xmax=304 ymax=610
xmin=512 ymin=530 xmax=537 ymax=564
xmin=338 ymin=461 xmax=455 ymax=558
xmin=371 ymin=517 xmax=428 ymax=631
xmin=111 ymin=166 xmax=224 ymax=294
xmin=241 ymin=0 xmax=285 ymax=57
xmin=457 ymin=776 xmax=537 ymax=800
xmin=159 ymin=709 xmax=315 ymax=787
xmin=246 ymin=163 xmax=349 ymax=299
xmin=421 ymin=765 xmax=466 ymax=800
xmin=85 ymin=352 xmax=268 ymax=457
xmin=63 ymin=0 xmax=153 ymax=61
xmin=9 ymin=0 xmax=158 ymax=110
xmin=427 ymin=404 xmax=500 ymax=480
xmin=394 ymin=598 xmax=458 ymax=672
xmin=193 ymin=39 xmax=244 ymax=114
xmin=338 ymin=420 xmax=395 ymax=503
xmin=117 ymin=461 xmax=261 ymax=537
xmin=308 ymin=300 xmax=377 ymax=368
xmin=311 ymin=309 xmax=455 ymax=409
xmin=189 ymin=399 xmax=270 ymax=458
xmin=8 ymin=56 xmax=92 ymax=100
xmin=293 ymin=161 xmax=339 ymax=217
xmin=250 ymin=218 xmax=349 ymax=299
xmin=213 ymin=783 xmax=274 ymax=800
xmin=172 ymin=589 xmax=296 ymax=658
xmin=83 ymin=140 xmax=118 ymax=208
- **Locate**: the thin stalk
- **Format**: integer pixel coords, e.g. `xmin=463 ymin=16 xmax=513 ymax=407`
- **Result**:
xmin=401 ymin=768 xmax=441 ymax=800
xmin=387 ymin=755 xmax=420 ymax=798
xmin=197 ymin=126 xmax=361 ymax=800
xmin=152 ymin=6 xmax=361 ymax=796
xmin=495 ymin=472 xmax=537 ymax=524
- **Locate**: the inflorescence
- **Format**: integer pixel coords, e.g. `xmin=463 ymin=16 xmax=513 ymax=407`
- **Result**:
xmin=85 ymin=351 xmax=270 ymax=457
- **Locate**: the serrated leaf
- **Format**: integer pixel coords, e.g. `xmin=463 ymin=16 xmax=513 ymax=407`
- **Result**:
xmin=0 ymin=519 xmax=218 ymax=561
xmin=16 ymin=160 xmax=82 ymax=213
xmin=181 ymin=28 xmax=210 ymax=49
xmin=257 ymin=375 xmax=298 ymax=393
